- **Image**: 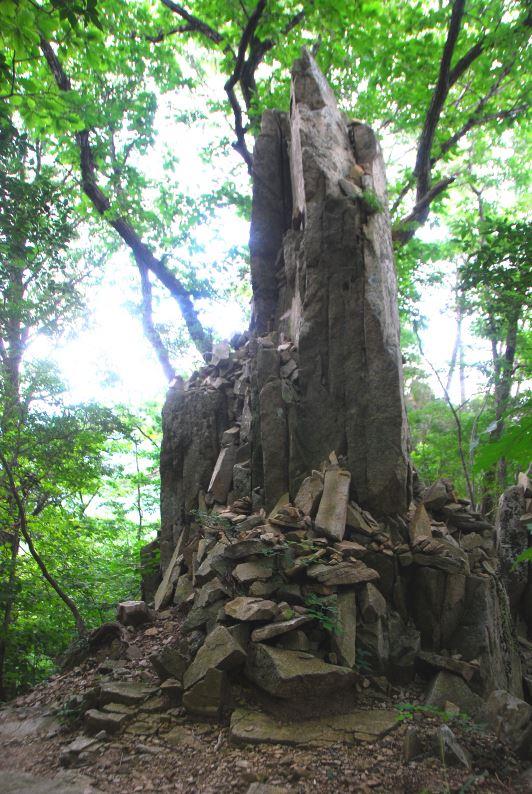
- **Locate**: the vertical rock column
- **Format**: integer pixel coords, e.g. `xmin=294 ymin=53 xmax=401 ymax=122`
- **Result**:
xmin=249 ymin=50 xmax=412 ymax=515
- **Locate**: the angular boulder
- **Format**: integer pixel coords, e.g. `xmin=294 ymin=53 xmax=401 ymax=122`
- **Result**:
xmin=424 ymin=671 xmax=483 ymax=719
xmin=246 ymin=643 xmax=357 ymax=699
xmin=224 ymin=597 xmax=279 ymax=622
xmin=183 ymin=626 xmax=246 ymax=691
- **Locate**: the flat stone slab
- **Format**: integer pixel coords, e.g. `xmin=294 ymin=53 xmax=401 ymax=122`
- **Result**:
xmin=306 ymin=560 xmax=379 ymax=586
xmin=230 ymin=706 xmax=398 ymax=746
xmin=0 ymin=770 xmax=101 ymax=793
xmin=84 ymin=708 xmax=128 ymax=733
xmin=0 ymin=707 xmax=59 ymax=740
xmin=225 ymin=596 xmax=279 ymax=622
xmin=98 ymin=681 xmax=157 ymax=706
xmin=251 ymin=615 xmax=312 ymax=643
xmin=246 ymin=644 xmax=357 ymax=698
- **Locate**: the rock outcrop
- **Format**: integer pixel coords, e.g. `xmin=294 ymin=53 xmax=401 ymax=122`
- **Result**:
xmin=159 ymin=49 xmax=411 ymax=573
xmin=496 ymin=470 xmax=532 ymax=637
xmin=151 ymin=51 xmax=525 ymax=727
xmin=249 ymin=50 xmax=411 ymax=515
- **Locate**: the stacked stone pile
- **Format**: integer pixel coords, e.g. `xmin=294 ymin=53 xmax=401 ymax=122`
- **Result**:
xmin=149 ymin=49 xmax=525 ymax=747
xmin=149 ymin=376 xmax=521 ymax=721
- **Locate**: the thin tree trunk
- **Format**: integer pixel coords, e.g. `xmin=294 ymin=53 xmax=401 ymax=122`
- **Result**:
xmin=459 ymin=329 xmax=466 ymax=405
xmin=446 ymin=274 xmax=467 ymax=403
xmin=0 ymin=451 xmax=86 ymax=636
xmin=414 ymin=324 xmax=475 ymax=505
xmin=134 ymin=438 xmax=143 ymax=542
xmin=0 ymin=531 xmax=20 ymax=700
xmin=480 ymin=312 xmax=519 ymax=516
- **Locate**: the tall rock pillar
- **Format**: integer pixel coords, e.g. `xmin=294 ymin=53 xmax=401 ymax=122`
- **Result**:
xmin=250 ymin=50 xmax=411 ymax=515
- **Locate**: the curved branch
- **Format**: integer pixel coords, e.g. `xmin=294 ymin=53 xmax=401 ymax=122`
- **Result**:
xmin=393 ymin=174 xmax=457 ymax=244
xmin=160 ymin=0 xmax=222 ymax=44
xmin=40 ymin=38 xmax=211 ymax=355
xmin=224 ymin=0 xmax=268 ymax=172
xmin=0 ymin=449 xmax=87 ymax=636
xmin=160 ymin=1 xmax=307 ymax=169
xmin=138 ymin=263 xmax=175 ymax=381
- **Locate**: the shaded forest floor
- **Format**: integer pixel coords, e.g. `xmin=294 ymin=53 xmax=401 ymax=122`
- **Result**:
xmin=1 ymin=610 xmax=530 ymax=794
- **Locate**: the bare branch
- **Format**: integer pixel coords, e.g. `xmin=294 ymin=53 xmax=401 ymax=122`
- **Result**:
xmin=431 ymin=61 xmax=522 ymax=165
xmin=393 ymin=174 xmax=457 ymax=244
xmin=159 ymin=0 xmax=307 ymax=169
xmin=223 ymin=0 xmax=268 ymax=172
xmin=146 ymin=24 xmax=196 ymax=43
xmin=40 ymin=37 xmax=211 ymax=356
xmin=160 ymin=0 xmax=223 ymax=44
xmin=413 ymin=323 xmax=475 ymax=505
xmin=138 ymin=263 xmax=175 ymax=381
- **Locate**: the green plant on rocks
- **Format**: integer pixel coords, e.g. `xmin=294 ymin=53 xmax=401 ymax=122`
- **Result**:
xmin=304 ymin=593 xmax=341 ymax=635
xmin=360 ymin=188 xmax=384 ymax=214
xmin=191 ymin=509 xmax=233 ymax=535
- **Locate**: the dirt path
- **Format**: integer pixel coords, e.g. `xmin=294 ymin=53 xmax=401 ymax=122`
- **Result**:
xmin=0 ymin=612 xmax=529 ymax=794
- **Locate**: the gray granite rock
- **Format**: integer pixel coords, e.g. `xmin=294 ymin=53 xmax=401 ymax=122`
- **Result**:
xmin=224 ymin=597 xmax=279 ymax=623
xmin=246 ymin=643 xmax=357 ymax=699
xmin=183 ymin=625 xmax=246 ymax=690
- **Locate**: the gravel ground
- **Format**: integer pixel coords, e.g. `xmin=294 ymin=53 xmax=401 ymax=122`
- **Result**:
xmin=0 ymin=611 xmax=529 ymax=794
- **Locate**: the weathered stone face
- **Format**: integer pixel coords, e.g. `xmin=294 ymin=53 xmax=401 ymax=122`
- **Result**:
xmin=160 ymin=384 xmax=228 ymax=569
xmin=154 ymin=53 xmax=524 ymax=721
xmin=249 ymin=49 xmax=411 ymax=514
xmin=160 ymin=50 xmax=412 ymax=575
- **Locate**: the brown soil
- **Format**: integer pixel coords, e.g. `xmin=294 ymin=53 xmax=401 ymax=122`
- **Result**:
xmin=0 ymin=610 xmax=528 ymax=794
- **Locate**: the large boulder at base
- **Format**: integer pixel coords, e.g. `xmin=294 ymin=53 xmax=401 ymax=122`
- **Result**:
xmin=484 ymin=689 xmax=532 ymax=760
xmin=230 ymin=706 xmax=398 ymax=746
xmin=183 ymin=626 xmax=246 ymax=691
xmin=182 ymin=668 xmax=229 ymax=718
xmin=409 ymin=567 xmax=522 ymax=696
xmin=246 ymin=643 xmax=357 ymax=699
xmin=424 ymin=671 xmax=483 ymax=719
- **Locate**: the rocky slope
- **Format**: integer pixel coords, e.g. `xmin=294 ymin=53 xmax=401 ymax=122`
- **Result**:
xmin=1 ymin=607 xmax=531 ymax=794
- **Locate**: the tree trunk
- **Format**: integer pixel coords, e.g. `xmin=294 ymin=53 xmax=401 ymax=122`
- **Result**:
xmin=0 ymin=531 xmax=20 ymax=700
xmin=0 ymin=451 xmax=87 ymax=636
xmin=480 ymin=312 xmax=519 ymax=516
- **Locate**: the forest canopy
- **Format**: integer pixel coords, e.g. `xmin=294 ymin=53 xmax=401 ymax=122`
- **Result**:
xmin=0 ymin=0 xmax=530 ymax=697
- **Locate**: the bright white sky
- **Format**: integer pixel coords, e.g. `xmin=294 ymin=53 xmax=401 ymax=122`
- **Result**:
xmin=30 ymin=71 xmax=493 ymax=411
xmin=38 ymin=217 xmax=489 ymax=410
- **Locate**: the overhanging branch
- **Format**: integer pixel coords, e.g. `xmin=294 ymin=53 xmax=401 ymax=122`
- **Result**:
xmin=40 ymin=37 xmax=211 ymax=357
xmin=138 ymin=263 xmax=175 ymax=381
xmin=393 ymin=174 xmax=457 ymax=244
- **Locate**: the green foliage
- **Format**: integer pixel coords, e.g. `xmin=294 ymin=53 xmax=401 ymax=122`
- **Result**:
xmin=0 ymin=122 xmax=162 ymax=698
xmin=472 ymin=395 xmax=532 ymax=475
xmin=457 ymin=214 xmax=532 ymax=333
xmin=304 ymin=593 xmax=340 ymax=635
xmin=395 ymin=703 xmax=471 ymax=725
xmin=360 ymin=188 xmax=384 ymax=215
